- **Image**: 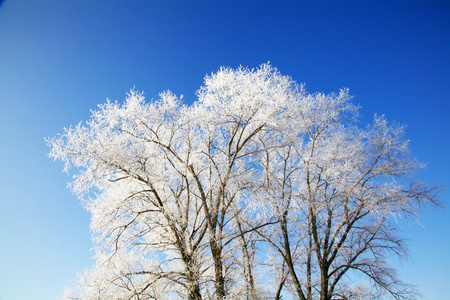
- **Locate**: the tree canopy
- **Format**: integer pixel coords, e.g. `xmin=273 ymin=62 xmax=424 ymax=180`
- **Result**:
xmin=48 ymin=64 xmax=438 ymax=300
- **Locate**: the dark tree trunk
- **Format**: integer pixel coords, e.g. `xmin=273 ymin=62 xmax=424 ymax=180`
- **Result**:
xmin=187 ymin=285 xmax=202 ymax=300
xmin=320 ymin=265 xmax=330 ymax=300
xmin=211 ymin=243 xmax=225 ymax=299
xmin=280 ymin=217 xmax=306 ymax=300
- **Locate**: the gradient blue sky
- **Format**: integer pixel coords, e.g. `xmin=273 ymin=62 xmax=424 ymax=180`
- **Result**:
xmin=0 ymin=1 xmax=449 ymax=299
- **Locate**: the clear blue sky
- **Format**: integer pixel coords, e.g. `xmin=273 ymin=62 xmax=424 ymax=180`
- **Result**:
xmin=0 ymin=1 xmax=448 ymax=299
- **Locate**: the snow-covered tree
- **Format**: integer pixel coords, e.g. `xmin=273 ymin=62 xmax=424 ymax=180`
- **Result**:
xmin=48 ymin=63 xmax=438 ymax=300
xmin=249 ymin=88 xmax=439 ymax=300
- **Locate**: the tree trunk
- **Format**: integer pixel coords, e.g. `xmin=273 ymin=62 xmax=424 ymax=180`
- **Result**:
xmin=180 ymin=248 xmax=202 ymax=300
xmin=320 ymin=265 xmax=330 ymax=300
xmin=280 ymin=217 xmax=307 ymax=300
xmin=211 ymin=243 xmax=225 ymax=299
xmin=187 ymin=285 xmax=202 ymax=300
xmin=274 ymin=262 xmax=286 ymax=300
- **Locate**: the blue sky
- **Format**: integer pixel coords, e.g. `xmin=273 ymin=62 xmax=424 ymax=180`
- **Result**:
xmin=0 ymin=1 xmax=449 ymax=299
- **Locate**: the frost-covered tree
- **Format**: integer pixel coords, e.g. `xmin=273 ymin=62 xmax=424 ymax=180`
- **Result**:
xmin=49 ymin=64 xmax=296 ymax=299
xmin=51 ymin=91 xmax=211 ymax=299
xmin=249 ymin=88 xmax=439 ymax=300
xmin=48 ymin=63 xmax=438 ymax=300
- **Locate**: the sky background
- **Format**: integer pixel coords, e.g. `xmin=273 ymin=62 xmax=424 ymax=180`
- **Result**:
xmin=0 ymin=0 xmax=449 ymax=299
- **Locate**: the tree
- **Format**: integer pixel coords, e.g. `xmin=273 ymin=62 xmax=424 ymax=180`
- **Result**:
xmin=53 ymin=91 xmax=210 ymax=299
xmin=48 ymin=63 xmax=438 ymax=300
xmin=249 ymin=89 xmax=439 ymax=299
